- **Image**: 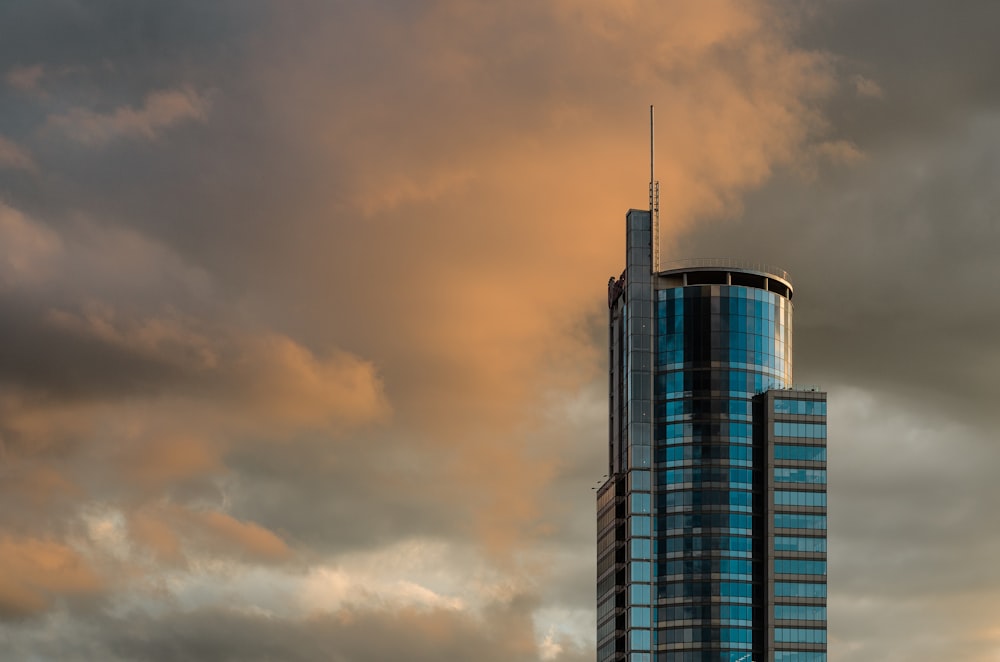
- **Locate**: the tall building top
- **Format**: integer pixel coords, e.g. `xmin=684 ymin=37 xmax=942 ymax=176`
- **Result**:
xmin=656 ymin=257 xmax=794 ymax=301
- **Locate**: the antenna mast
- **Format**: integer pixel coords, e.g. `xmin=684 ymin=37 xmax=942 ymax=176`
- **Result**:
xmin=649 ymin=105 xmax=660 ymax=272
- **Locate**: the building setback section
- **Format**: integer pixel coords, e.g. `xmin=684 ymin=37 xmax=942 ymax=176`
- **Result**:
xmin=597 ymin=209 xmax=827 ymax=662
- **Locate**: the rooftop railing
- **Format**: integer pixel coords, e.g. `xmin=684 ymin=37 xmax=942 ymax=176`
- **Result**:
xmin=658 ymin=257 xmax=791 ymax=282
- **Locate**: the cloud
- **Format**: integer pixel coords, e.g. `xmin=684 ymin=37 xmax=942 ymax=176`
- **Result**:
xmin=852 ymin=74 xmax=884 ymax=98
xmin=0 ymin=136 xmax=36 ymax=171
xmin=5 ymin=64 xmax=45 ymax=93
xmin=46 ymin=88 xmax=210 ymax=146
xmin=0 ymin=537 xmax=102 ymax=620
xmin=0 ymin=202 xmax=61 ymax=287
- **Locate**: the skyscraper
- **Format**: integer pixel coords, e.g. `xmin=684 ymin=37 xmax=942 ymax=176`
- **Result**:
xmin=597 ymin=209 xmax=828 ymax=662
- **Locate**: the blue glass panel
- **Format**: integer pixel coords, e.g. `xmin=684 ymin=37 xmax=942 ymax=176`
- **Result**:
xmin=630 ymin=607 xmax=651 ymax=627
xmin=774 ymin=491 xmax=828 ymax=507
xmin=775 ymin=605 xmax=827 ymax=621
xmin=775 ymin=582 xmax=827 ymax=598
xmin=775 ymin=514 xmax=827 ymax=530
xmin=774 ymin=536 xmax=827 ymax=553
xmin=775 ymin=422 xmax=828 ymax=439
xmin=629 ymin=629 xmax=651 ymax=650
xmin=774 ymin=559 xmax=827 ymax=575
xmin=629 ymin=584 xmax=650 ymax=605
xmin=775 ymin=399 xmax=827 ymax=416
xmin=775 ymin=445 xmax=827 ymax=462
xmin=775 ymin=628 xmax=827 ymax=644
xmin=630 ymin=561 xmax=651 ymax=582
xmin=631 ymin=538 xmax=651 ymax=559
xmin=631 ymin=516 xmax=651 ymax=536
xmin=774 ymin=468 xmax=827 ymax=484
xmin=631 ymin=493 xmax=651 ymax=513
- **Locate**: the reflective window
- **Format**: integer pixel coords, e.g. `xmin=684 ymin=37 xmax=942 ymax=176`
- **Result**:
xmin=775 ymin=582 xmax=827 ymax=598
xmin=774 ymin=491 xmax=827 ymax=507
xmin=775 ymin=628 xmax=827 ymax=644
xmin=775 ymin=422 xmax=827 ymax=439
xmin=774 ymin=559 xmax=827 ymax=575
xmin=631 ymin=493 xmax=651 ymax=513
xmin=775 ymin=445 xmax=827 ymax=462
xmin=630 ymin=607 xmax=651 ymax=628
xmin=775 ymin=514 xmax=827 ymax=530
xmin=774 ymin=536 xmax=827 ymax=553
xmin=631 ymin=516 xmax=651 ymax=536
xmin=774 ymin=399 xmax=827 ymax=416
xmin=775 ymin=605 xmax=827 ymax=621
xmin=629 ymin=629 xmax=651 ymax=650
xmin=774 ymin=468 xmax=827 ymax=484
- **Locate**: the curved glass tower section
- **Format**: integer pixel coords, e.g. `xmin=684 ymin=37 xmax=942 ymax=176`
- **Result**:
xmin=597 ymin=211 xmax=827 ymax=662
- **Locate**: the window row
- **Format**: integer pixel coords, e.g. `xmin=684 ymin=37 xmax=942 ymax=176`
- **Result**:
xmin=775 ymin=582 xmax=827 ymax=598
xmin=774 ymin=536 xmax=827 ymax=553
xmin=656 ymin=284 xmax=784 ymax=304
xmin=658 ymin=604 xmax=752 ymax=623
xmin=660 ymin=444 xmax=752 ymax=468
xmin=658 ymin=535 xmax=752 ymax=556
xmin=775 ymin=445 xmax=826 ymax=462
xmin=659 ymin=581 xmax=753 ymax=601
xmin=660 ymin=626 xmax=753 ymax=646
xmin=662 ymin=513 xmax=752 ymax=533
xmin=774 ymin=399 xmax=826 ymax=416
xmin=774 ymin=653 xmax=827 ymax=662
xmin=774 ymin=422 xmax=827 ymax=439
xmin=659 ymin=422 xmax=753 ymax=444
xmin=775 ymin=514 xmax=827 ymax=530
xmin=775 ymin=628 xmax=827 ymax=644
xmin=658 ymin=398 xmax=751 ymax=420
xmin=774 ymin=491 xmax=827 ymax=508
xmin=660 ymin=489 xmax=752 ymax=511
xmin=660 ymin=559 xmax=753 ymax=577
xmin=774 ymin=560 xmax=827 ymax=575
xmin=658 ymin=369 xmax=788 ymax=396
xmin=662 ymin=468 xmax=753 ymax=487
xmin=775 ymin=605 xmax=826 ymax=621
xmin=775 ymin=468 xmax=826 ymax=484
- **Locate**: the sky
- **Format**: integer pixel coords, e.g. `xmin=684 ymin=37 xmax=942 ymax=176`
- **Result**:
xmin=0 ymin=1 xmax=998 ymax=660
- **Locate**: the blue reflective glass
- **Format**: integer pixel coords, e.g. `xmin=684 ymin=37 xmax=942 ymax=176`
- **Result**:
xmin=629 ymin=629 xmax=651 ymax=650
xmin=631 ymin=493 xmax=651 ymax=513
xmin=630 ymin=584 xmax=650 ymax=605
xmin=774 ymin=491 xmax=827 ymax=507
xmin=775 ymin=399 xmax=827 ymax=416
xmin=775 ymin=445 xmax=827 ymax=462
xmin=774 ymin=654 xmax=827 ymax=662
xmin=775 ymin=422 xmax=827 ymax=439
xmin=774 ymin=468 xmax=827 ymax=484
xmin=775 ymin=628 xmax=827 ymax=644
xmin=774 ymin=536 xmax=827 ymax=553
xmin=630 ymin=561 xmax=651 ymax=582
xmin=631 ymin=538 xmax=652 ymax=559
xmin=630 ymin=470 xmax=651 ymax=490
xmin=775 ymin=582 xmax=827 ymax=598
xmin=631 ymin=516 xmax=651 ymax=536
xmin=775 ymin=605 xmax=827 ymax=621
xmin=630 ymin=607 xmax=651 ymax=627
xmin=774 ymin=559 xmax=827 ymax=575
xmin=775 ymin=514 xmax=827 ymax=530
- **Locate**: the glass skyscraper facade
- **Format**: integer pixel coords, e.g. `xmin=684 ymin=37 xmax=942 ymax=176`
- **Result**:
xmin=597 ymin=209 xmax=827 ymax=662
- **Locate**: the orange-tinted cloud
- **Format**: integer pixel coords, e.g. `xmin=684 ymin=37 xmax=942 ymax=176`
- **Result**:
xmin=0 ymin=537 xmax=102 ymax=619
xmin=128 ymin=504 xmax=291 ymax=563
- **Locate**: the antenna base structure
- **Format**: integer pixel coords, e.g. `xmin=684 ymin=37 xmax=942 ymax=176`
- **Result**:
xmin=649 ymin=105 xmax=660 ymax=272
